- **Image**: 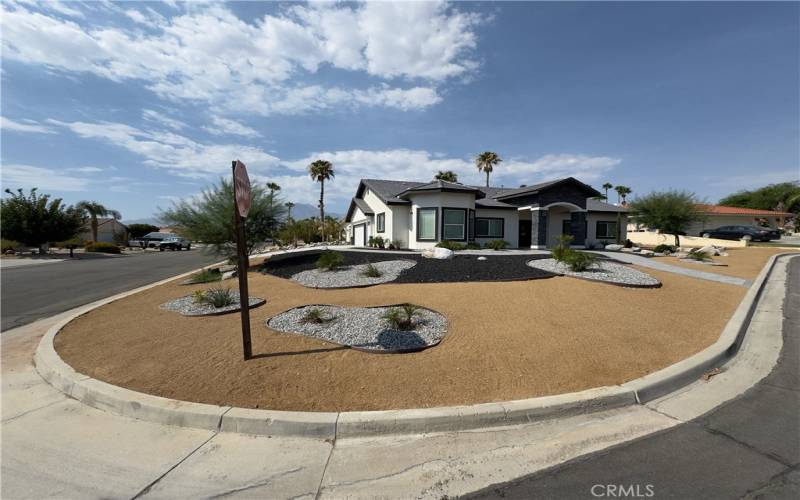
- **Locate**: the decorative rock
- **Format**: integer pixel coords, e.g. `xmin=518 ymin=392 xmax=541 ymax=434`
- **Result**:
xmin=160 ymin=292 xmax=265 ymax=316
xmin=631 ymin=246 xmax=641 ymax=252
xmin=221 ymin=270 xmax=236 ymax=280
xmin=639 ymin=249 xmax=655 ymax=256
xmin=605 ymin=244 xmax=624 ymax=251
xmin=291 ymin=260 xmax=416 ymax=288
xmin=527 ymin=258 xmax=661 ymax=287
xmin=477 ymin=256 xmax=487 ymax=261
xmin=267 ymin=304 xmax=447 ymax=353
xmin=422 ymin=247 xmax=454 ymax=260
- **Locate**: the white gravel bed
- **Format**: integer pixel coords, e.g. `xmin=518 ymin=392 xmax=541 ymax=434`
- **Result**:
xmin=290 ymin=260 xmax=416 ymax=288
xmin=527 ymin=258 xmax=661 ymax=287
xmin=267 ymin=305 xmax=447 ymax=352
xmin=160 ymin=293 xmax=266 ymax=316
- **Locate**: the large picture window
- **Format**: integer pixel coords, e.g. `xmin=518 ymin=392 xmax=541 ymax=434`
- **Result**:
xmin=442 ymin=208 xmax=466 ymax=240
xmin=417 ymin=208 xmax=437 ymax=241
xmin=475 ymin=217 xmax=504 ymax=238
xmin=376 ymin=213 xmax=385 ymax=233
xmin=596 ymin=221 xmax=617 ymax=239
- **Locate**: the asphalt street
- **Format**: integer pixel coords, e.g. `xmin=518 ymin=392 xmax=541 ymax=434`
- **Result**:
xmin=0 ymin=250 xmax=222 ymax=331
xmin=468 ymin=257 xmax=800 ymax=500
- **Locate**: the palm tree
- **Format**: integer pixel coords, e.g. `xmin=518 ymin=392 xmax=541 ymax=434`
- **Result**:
xmin=76 ymin=201 xmax=121 ymax=243
xmin=602 ymin=182 xmax=613 ymax=201
xmin=475 ymin=151 xmax=502 ymax=187
xmin=614 ymin=185 xmax=632 ymax=205
xmin=434 ymin=170 xmax=459 ymax=183
xmin=308 ymin=160 xmax=335 ymax=241
xmin=266 ymin=182 xmax=281 ymax=237
xmin=285 ymin=201 xmax=295 ymax=221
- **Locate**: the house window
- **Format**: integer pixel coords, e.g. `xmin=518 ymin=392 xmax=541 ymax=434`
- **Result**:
xmin=417 ymin=208 xmax=437 ymax=241
xmin=442 ymin=208 xmax=466 ymax=240
xmin=468 ymin=209 xmax=476 ymax=241
xmin=596 ymin=221 xmax=617 ymax=239
xmin=475 ymin=217 xmax=504 ymax=238
xmin=561 ymin=219 xmax=572 ymax=236
xmin=376 ymin=213 xmax=385 ymax=233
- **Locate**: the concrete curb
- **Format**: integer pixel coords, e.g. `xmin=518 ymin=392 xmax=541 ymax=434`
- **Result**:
xmin=34 ymin=251 xmax=796 ymax=438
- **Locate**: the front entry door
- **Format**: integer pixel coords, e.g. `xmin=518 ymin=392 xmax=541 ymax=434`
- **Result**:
xmin=518 ymin=220 xmax=532 ymax=248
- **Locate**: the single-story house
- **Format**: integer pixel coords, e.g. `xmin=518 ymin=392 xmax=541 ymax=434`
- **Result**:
xmin=79 ymin=218 xmax=128 ymax=244
xmin=685 ymin=204 xmax=793 ymax=235
xmin=344 ymin=177 xmax=628 ymax=249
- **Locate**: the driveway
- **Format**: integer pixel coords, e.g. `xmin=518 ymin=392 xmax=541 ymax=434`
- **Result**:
xmin=0 ymin=250 xmax=222 ymax=331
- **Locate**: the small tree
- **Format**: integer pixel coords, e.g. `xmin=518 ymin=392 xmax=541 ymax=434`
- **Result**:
xmin=76 ymin=201 xmax=121 ymax=243
xmin=158 ymin=178 xmax=286 ymax=257
xmin=127 ymin=223 xmax=160 ymax=239
xmin=434 ymin=170 xmax=459 ymax=183
xmin=629 ymin=190 xmax=706 ymax=247
xmin=1 ymin=188 xmax=85 ymax=253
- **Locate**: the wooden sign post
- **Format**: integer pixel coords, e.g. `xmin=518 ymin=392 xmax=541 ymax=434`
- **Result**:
xmin=232 ymin=160 xmax=252 ymax=360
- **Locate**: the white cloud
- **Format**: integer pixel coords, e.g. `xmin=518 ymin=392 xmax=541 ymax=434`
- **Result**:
xmin=1 ymin=1 xmax=481 ymax=115
xmin=67 ymin=166 xmax=105 ymax=173
xmin=204 ymin=116 xmax=260 ymax=138
xmin=48 ymin=119 xmax=280 ymax=178
xmin=1 ymin=164 xmax=91 ymax=191
xmin=1 ymin=116 xmax=57 ymax=134
xmin=142 ymin=109 xmax=188 ymax=130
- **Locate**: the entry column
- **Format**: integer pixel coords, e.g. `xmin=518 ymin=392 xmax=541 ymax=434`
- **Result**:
xmin=530 ymin=208 xmax=548 ymax=249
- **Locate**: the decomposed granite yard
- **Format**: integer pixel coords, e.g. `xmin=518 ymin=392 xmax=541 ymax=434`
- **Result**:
xmin=54 ymin=251 xmax=752 ymax=412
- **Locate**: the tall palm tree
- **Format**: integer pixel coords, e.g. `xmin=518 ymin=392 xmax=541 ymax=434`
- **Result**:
xmin=285 ymin=201 xmax=295 ymax=221
xmin=614 ymin=185 xmax=632 ymax=205
xmin=76 ymin=201 xmax=121 ymax=243
xmin=475 ymin=151 xmax=502 ymax=187
xmin=602 ymin=182 xmax=613 ymax=201
xmin=308 ymin=160 xmax=335 ymax=241
xmin=434 ymin=170 xmax=459 ymax=183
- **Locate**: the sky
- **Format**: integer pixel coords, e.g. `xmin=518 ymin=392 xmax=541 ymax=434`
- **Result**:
xmin=1 ymin=0 xmax=798 ymax=221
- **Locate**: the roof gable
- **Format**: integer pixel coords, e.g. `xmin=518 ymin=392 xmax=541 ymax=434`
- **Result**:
xmin=496 ymin=177 xmax=601 ymax=201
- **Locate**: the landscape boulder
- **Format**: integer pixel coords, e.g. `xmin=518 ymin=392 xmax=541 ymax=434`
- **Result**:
xmin=605 ymin=244 xmax=624 ymax=251
xmin=422 ymin=247 xmax=454 ymax=259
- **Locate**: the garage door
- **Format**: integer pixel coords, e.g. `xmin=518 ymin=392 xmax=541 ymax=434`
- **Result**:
xmin=353 ymin=224 xmax=366 ymax=246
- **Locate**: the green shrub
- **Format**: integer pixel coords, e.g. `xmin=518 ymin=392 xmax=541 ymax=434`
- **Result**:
xmin=316 ymin=251 xmax=345 ymax=271
xmin=563 ymin=251 xmax=598 ymax=272
xmin=653 ymin=244 xmax=676 ymax=254
xmin=551 ymin=234 xmax=573 ymax=261
xmin=465 ymin=242 xmax=482 ymax=250
xmin=382 ymin=303 xmax=421 ymax=331
xmin=300 ymin=307 xmax=336 ymax=324
xmin=188 ymin=268 xmax=222 ymax=284
xmin=686 ymin=250 xmax=711 ymax=261
xmin=436 ymin=240 xmax=466 ymax=251
xmin=368 ymin=236 xmax=385 ymax=249
xmin=624 ymin=239 xmax=633 ymax=248
xmin=362 ymin=262 xmax=383 ymax=278
xmin=85 ymin=242 xmax=121 ymax=254
xmin=486 ymin=239 xmax=508 ymax=250
xmin=1 ymin=239 xmax=21 ymax=253
xmin=198 ymin=287 xmax=236 ymax=308
xmin=52 ymin=237 xmax=82 ymax=249
xmin=192 ymin=290 xmax=207 ymax=303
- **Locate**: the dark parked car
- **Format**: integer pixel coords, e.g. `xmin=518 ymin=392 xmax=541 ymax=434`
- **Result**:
xmin=700 ymin=226 xmax=773 ymax=242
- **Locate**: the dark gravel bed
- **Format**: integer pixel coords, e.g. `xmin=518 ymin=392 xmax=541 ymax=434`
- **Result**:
xmin=261 ymin=251 xmax=557 ymax=283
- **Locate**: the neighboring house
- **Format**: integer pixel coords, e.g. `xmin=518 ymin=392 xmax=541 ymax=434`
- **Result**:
xmin=687 ymin=205 xmax=792 ymax=235
xmin=79 ymin=218 xmax=128 ymax=244
xmin=344 ymin=177 xmax=628 ymax=249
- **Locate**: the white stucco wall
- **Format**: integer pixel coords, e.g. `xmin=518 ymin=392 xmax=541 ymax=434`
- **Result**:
xmin=474 ymin=208 xmax=519 ymax=248
xmin=406 ymin=192 xmax=475 ymax=249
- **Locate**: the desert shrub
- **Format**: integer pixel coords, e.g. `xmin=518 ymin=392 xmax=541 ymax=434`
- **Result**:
xmin=52 ymin=237 xmax=82 ymax=248
xmin=486 ymin=239 xmax=508 ymax=250
xmin=316 ymin=251 xmax=345 ymax=271
xmin=624 ymin=239 xmax=634 ymax=248
xmin=192 ymin=290 xmax=207 ymax=303
xmin=563 ymin=251 xmax=598 ymax=272
xmin=551 ymin=234 xmax=573 ymax=261
xmin=1 ymin=239 xmax=21 ymax=253
xmin=382 ymin=303 xmax=421 ymax=331
xmin=653 ymin=244 xmax=676 ymax=254
xmin=436 ymin=240 xmax=466 ymax=251
xmin=199 ymin=287 xmax=236 ymax=308
xmin=85 ymin=242 xmax=121 ymax=254
xmin=465 ymin=242 xmax=481 ymax=250
xmin=188 ymin=268 xmax=222 ymax=284
xmin=368 ymin=236 xmax=385 ymax=249
xmin=300 ymin=307 xmax=336 ymax=324
xmin=686 ymin=250 xmax=711 ymax=261
xmin=362 ymin=262 xmax=383 ymax=278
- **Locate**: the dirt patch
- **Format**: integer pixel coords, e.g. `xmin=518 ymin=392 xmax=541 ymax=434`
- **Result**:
xmin=55 ymin=267 xmax=746 ymax=412
xmin=660 ymin=247 xmax=793 ymax=280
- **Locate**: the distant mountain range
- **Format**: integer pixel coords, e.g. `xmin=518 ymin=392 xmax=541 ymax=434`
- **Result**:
xmin=123 ymin=203 xmax=341 ymax=227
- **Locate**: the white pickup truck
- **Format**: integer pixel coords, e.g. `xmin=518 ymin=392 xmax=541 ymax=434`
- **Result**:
xmin=131 ymin=232 xmax=192 ymax=251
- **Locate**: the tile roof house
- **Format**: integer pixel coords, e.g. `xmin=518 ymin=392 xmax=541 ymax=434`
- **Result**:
xmin=344 ymin=176 xmax=628 ymax=249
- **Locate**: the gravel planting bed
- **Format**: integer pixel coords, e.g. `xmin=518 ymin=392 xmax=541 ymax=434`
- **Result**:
xmin=262 ymin=251 xmax=555 ymax=284
xmin=267 ymin=304 xmax=447 ymax=353
xmin=291 ymin=260 xmax=416 ymax=288
xmin=527 ymin=258 xmax=661 ymax=288
xmin=160 ymin=293 xmax=266 ymax=316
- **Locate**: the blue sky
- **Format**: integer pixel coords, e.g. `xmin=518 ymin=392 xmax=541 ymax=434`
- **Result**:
xmin=1 ymin=0 xmax=798 ymax=221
